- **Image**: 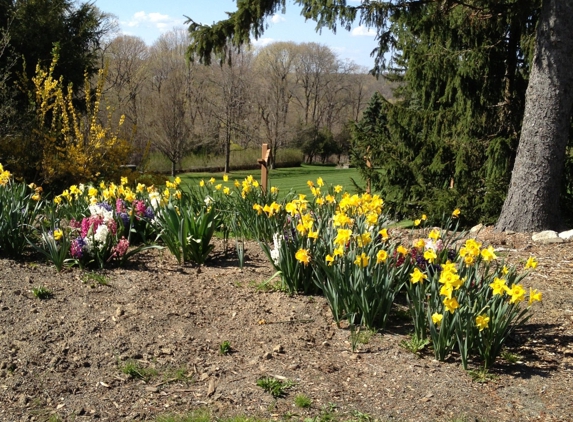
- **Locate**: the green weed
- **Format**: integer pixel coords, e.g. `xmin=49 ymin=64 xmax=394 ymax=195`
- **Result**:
xmin=119 ymin=359 xmax=158 ymax=382
xmin=294 ymin=394 xmax=312 ymax=408
xmin=256 ymin=376 xmax=295 ymax=398
xmin=399 ymin=334 xmax=429 ymax=354
xmin=31 ymin=286 xmax=52 ymax=300
xmin=83 ymin=272 xmax=110 ymax=286
xmin=219 ymin=341 xmax=232 ymax=355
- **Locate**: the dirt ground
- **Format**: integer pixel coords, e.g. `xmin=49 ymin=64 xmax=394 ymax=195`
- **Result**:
xmin=0 ymin=227 xmax=572 ymax=422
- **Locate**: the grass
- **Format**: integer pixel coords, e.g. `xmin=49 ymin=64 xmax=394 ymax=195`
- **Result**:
xmin=119 ymin=359 xmax=158 ymax=382
xmin=294 ymin=394 xmax=312 ymax=408
xmin=82 ymin=272 xmax=110 ymax=287
xmin=154 ymin=409 xmax=491 ymax=422
xmin=256 ymin=376 xmax=295 ymax=398
xmin=178 ymin=164 xmax=362 ymax=200
xmin=31 ymin=286 xmax=52 ymax=299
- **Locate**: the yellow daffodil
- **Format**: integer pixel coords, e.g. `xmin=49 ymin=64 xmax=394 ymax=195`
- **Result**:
xmin=414 ymin=219 xmax=421 ymax=227
xmin=354 ymin=252 xmax=369 ymax=267
xmin=53 ymin=229 xmax=63 ymax=241
xmin=432 ymin=313 xmax=443 ymax=326
xmin=209 ymin=177 xmax=216 ymax=184
xmin=376 ymin=249 xmax=388 ymax=264
xmin=480 ymin=245 xmax=497 ymax=262
xmin=529 ymin=288 xmax=542 ymax=304
xmin=223 ymin=187 xmax=230 ymax=195
xmin=443 ymin=297 xmax=459 ymax=314
xmin=379 ymin=228 xmax=389 ymax=240
xmin=215 ymin=184 xmax=222 ymax=190
xmin=295 ymin=248 xmax=311 ymax=265
xmin=489 ymin=277 xmax=507 ymax=295
xmin=428 ymin=229 xmax=440 ymax=240
xmin=525 ymin=256 xmax=538 ymax=269
xmin=424 ymin=249 xmax=437 ymax=264
xmin=508 ymin=284 xmax=526 ymax=304
xmin=270 ymin=186 xmax=278 ymax=194
xmin=397 ymin=245 xmax=408 ymax=255
xmin=326 ymin=254 xmax=335 ymax=265
xmin=199 ymin=180 xmax=205 ymax=187
xmin=334 ymin=229 xmax=352 ymax=246
xmin=421 ymin=214 xmax=427 ymax=221
xmin=410 ymin=268 xmax=427 ymax=284
xmin=223 ymin=174 xmax=229 ymax=182
xmin=253 ymin=204 xmax=263 ymax=215
xmin=452 ymin=208 xmax=461 ymax=218
xmin=357 ymin=232 xmax=372 ymax=247
xmin=475 ymin=314 xmax=490 ymax=331
xmin=440 ymin=283 xmax=453 ymax=299
xmin=136 ymin=183 xmax=146 ymax=193
xmin=334 ymin=185 xmax=343 ymax=193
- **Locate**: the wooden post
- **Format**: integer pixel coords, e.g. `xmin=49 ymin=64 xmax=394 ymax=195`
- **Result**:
xmin=257 ymin=143 xmax=271 ymax=193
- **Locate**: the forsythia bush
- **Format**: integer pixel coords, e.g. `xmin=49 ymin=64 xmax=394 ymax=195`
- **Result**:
xmin=32 ymin=49 xmax=130 ymax=186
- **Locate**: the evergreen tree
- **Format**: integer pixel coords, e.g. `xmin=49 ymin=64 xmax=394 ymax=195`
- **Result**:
xmin=351 ymin=2 xmax=540 ymax=224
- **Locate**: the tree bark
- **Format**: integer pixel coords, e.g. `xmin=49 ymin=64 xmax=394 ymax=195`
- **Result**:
xmin=495 ymin=0 xmax=573 ymax=232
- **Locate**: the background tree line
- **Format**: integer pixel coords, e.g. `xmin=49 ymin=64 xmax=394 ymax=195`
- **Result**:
xmin=101 ymin=30 xmax=390 ymax=176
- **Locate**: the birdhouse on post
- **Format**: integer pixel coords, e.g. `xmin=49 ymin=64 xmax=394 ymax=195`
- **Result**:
xmin=257 ymin=143 xmax=272 ymax=193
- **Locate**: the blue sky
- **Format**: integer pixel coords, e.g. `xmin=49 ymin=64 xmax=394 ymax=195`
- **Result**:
xmin=93 ymin=0 xmax=378 ymax=69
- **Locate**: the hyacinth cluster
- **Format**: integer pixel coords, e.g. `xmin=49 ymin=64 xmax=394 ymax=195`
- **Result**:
xmin=69 ymin=203 xmax=119 ymax=259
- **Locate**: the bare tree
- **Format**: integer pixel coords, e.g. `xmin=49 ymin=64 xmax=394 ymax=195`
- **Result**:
xmin=253 ymin=41 xmax=298 ymax=167
xmin=204 ymin=49 xmax=255 ymax=173
xmin=147 ymin=29 xmax=198 ymax=176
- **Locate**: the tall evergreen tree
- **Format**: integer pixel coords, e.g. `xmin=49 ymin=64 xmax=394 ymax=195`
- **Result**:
xmin=351 ymin=1 xmax=539 ymax=224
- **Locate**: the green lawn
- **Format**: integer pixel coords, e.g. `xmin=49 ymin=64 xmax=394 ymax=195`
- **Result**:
xmin=178 ymin=164 xmax=363 ymax=198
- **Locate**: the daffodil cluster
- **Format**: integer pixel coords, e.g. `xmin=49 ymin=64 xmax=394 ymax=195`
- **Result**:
xmin=403 ymin=223 xmax=543 ymax=369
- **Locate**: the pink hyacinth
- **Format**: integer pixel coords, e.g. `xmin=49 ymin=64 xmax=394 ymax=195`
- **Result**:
xmin=116 ymin=198 xmax=126 ymax=214
xmin=69 ymin=219 xmax=81 ymax=229
xmin=81 ymin=215 xmax=103 ymax=237
xmin=106 ymin=219 xmax=118 ymax=236
xmin=112 ymin=237 xmax=129 ymax=258
xmin=134 ymin=200 xmax=146 ymax=217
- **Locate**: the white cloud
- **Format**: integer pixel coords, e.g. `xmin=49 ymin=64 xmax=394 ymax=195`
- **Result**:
xmin=270 ymin=14 xmax=286 ymax=24
xmin=351 ymin=25 xmax=376 ymax=37
xmin=251 ymin=37 xmax=275 ymax=47
xmin=125 ymin=11 xmax=183 ymax=31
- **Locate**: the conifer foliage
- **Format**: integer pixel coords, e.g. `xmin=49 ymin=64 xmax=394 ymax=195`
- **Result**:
xmin=351 ymin=1 xmax=541 ymax=224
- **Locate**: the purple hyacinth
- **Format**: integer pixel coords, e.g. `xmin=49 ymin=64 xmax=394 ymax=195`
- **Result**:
xmin=96 ymin=202 xmax=112 ymax=212
xmin=70 ymin=237 xmax=86 ymax=259
xmin=119 ymin=212 xmax=130 ymax=227
xmin=144 ymin=206 xmax=154 ymax=220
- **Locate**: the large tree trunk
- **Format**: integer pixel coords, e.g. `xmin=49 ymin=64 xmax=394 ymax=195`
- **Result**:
xmin=495 ymin=0 xmax=573 ymax=232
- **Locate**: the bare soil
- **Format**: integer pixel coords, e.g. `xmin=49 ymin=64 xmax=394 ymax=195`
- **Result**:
xmin=0 ymin=227 xmax=572 ymax=422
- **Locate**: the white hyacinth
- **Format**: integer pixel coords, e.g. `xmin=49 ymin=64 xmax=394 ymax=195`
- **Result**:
xmin=270 ymin=233 xmax=282 ymax=265
xmin=93 ymin=224 xmax=109 ymax=249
